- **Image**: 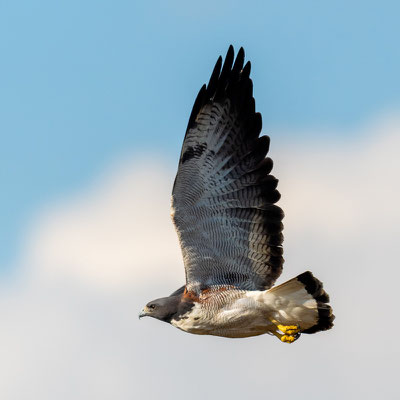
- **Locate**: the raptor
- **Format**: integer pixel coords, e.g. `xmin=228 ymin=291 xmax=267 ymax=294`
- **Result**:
xmin=139 ymin=46 xmax=334 ymax=343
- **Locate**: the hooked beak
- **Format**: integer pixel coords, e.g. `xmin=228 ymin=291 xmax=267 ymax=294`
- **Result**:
xmin=138 ymin=308 xmax=148 ymax=319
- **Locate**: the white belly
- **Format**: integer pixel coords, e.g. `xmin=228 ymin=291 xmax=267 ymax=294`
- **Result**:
xmin=171 ymin=294 xmax=275 ymax=338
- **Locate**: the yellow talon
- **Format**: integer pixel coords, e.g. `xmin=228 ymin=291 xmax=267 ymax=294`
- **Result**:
xmin=277 ymin=324 xmax=300 ymax=335
xmin=281 ymin=335 xmax=295 ymax=343
xmin=271 ymin=330 xmax=300 ymax=344
xmin=270 ymin=321 xmax=301 ymax=343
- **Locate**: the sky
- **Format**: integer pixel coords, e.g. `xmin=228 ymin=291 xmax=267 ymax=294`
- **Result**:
xmin=1 ymin=1 xmax=400 ymax=399
xmin=1 ymin=0 xmax=400 ymax=272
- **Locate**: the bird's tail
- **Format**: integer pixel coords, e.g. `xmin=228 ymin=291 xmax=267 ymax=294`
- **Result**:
xmin=266 ymin=271 xmax=334 ymax=334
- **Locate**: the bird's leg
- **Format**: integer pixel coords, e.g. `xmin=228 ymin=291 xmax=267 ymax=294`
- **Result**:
xmin=270 ymin=318 xmax=300 ymax=335
xmin=270 ymin=319 xmax=301 ymax=343
xmin=277 ymin=324 xmax=300 ymax=335
xmin=272 ymin=331 xmax=300 ymax=343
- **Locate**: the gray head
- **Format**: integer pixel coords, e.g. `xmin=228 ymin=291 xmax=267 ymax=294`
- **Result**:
xmin=139 ymin=296 xmax=181 ymax=323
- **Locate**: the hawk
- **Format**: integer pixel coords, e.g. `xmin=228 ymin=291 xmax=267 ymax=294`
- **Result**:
xmin=139 ymin=46 xmax=334 ymax=343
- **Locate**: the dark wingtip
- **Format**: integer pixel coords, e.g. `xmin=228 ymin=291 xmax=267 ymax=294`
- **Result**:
xmin=214 ymin=46 xmax=234 ymax=96
xmin=221 ymin=46 xmax=234 ymax=74
xmin=231 ymin=47 xmax=245 ymax=78
xmin=206 ymin=56 xmax=222 ymax=97
xmin=186 ymin=84 xmax=207 ymax=131
xmin=242 ymin=61 xmax=251 ymax=78
xmin=224 ymin=45 xmax=235 ymax=71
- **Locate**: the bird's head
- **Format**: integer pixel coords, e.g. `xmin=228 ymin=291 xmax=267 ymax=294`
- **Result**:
xmin=139 ymin=296 xmax=180 ymax=323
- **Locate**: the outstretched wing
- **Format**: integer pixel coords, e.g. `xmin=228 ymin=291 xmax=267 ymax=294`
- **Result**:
xmin=172 ymin=46 xmax=284 ymax=293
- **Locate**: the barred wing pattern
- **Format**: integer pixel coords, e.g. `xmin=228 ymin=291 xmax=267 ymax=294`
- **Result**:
xmin=172 ymin=46 xmax=284 ymax=293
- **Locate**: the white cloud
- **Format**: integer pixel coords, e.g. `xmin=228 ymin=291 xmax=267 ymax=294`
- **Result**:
xmin=22 ymin=159 xmax=184 ymax=291
xmin=1 ymin=115 xmax=400 ymax=400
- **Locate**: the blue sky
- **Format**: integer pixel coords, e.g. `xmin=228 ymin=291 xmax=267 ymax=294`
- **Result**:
xmin=1 ymin=0 xmax=400 ymax=273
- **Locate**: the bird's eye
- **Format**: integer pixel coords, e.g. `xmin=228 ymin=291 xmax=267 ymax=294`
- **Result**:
xmin=148 ymin=304 xmax=156 ymax=310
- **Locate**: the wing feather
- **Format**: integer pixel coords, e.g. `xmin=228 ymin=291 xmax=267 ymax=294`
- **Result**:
xmin=172 ymin=46 xmax=284 ymax=292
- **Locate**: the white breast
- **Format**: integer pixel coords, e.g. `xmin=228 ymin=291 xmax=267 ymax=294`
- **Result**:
xmin=171 ymin=293 xmax=275 ymax=338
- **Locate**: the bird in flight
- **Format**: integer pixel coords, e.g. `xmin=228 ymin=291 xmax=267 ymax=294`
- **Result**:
xmin=139 ymin=46 xmax=334 ymax=343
